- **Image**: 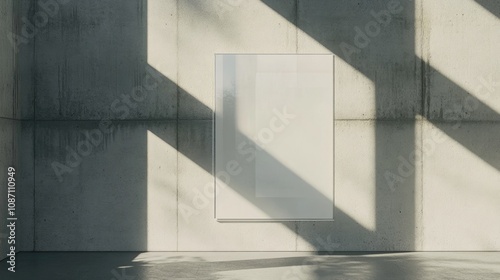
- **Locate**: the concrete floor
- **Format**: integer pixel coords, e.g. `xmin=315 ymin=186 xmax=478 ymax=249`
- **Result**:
xmin=1 ymin=252 xmax=500 ymax=279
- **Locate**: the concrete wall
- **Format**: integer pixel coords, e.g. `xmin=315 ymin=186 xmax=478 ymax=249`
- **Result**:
xmin=32 ymin=0 xmax=178 ymax=251
xmin=0 ymin=0 xmax=34 ymax=260
xmin=421 ymin=0 xmax=500 ymax=250
xmin=9 ymin=0 xmax=500 ymax=252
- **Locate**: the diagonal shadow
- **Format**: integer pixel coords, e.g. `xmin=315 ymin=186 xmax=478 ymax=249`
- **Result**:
xmin=258 ymin=0 xmax=500 ymax=254
xmin=173 ymin=76 xmax=375 ymax=250
xmin=475 ymin=0 xmax=500 ymax=18
xmin=28 ymin=0 xmax=363 ymax=255
xmin=30 ymin=0 xmax=500 ymax=258
xmin=426 ymin=66 xmax=500 ymax=172
xmin=4 ymin=251 xmax=499 ymax=279
xmin=262 ymin=0 xmax=419 ymax=252
xmin=262 ymin=0 xmax=500 ymax=168
xmin=175 ymin=0 xmax=500 ymax=253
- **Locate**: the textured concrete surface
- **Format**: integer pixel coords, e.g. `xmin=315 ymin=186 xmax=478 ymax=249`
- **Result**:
xmin=297 ymin=120 xmax=422 ymax=251
xmin=0 ymin=0 xmax=17 ymax=259
xmin=0 ymin=120 xmax=33 ymax=259
xmin=177 ymin=120 xmax=297 ymax=250
xmin=296 ymin=0 xmax=421 ymax=120
xmin=17 ymin=122 xmax=34 ymax=252
xmin=419 ymin=0 xmax=500 ymax=250
xmin=34 ymin=121 xmax=177 ymax=251
xmin=422 ymin=121 xmax=500 ymax=250
xmin=0 ymin=0 xmax=34 ymax=120
xmin=178 ymin=0 xmax=297 ymax=119
xmin=15 ymin=0 xmax=35 ymax=120
xmin=0 ymin=0 xmax=16 ymax=119
xmin=2 ymin=252 xmax=500 ymax=279
xmin=0 ymin=0 xmax=34 ymax=260
xmin=34 ymin=0 xmax=177 ymax=120
xmin=1 ymin=0 xmax=499 ymax=254
xmin=426 ymin=0 xmax=500 ymax=121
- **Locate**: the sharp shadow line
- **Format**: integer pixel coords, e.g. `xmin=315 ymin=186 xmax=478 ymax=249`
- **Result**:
xmin=258 ymin=0 xmax=500 ymax=253
xmin=474 ymin=0 xmax=500 ymax=18
xmin=153 ymin=67 xmax=374 ymax=250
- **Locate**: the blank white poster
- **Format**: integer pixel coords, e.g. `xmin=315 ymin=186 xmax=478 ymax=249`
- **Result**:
xmin=215 ymin=54 xmax=334 ymax=220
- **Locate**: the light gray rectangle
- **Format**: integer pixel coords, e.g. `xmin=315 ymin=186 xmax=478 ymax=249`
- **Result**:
xmin=215 ymin=54 xmax=334 ymax=221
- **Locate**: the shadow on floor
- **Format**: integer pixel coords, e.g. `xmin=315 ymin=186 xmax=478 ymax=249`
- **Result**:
xmin=2 ymin=252 xmax=500 ymax=280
